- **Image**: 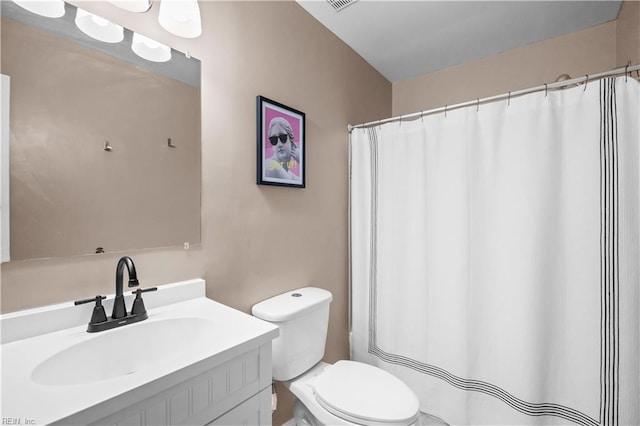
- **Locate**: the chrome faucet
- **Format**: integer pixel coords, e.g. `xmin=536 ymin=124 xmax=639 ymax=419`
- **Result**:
xmin=112 ymin=256 xmax=139 ymax=319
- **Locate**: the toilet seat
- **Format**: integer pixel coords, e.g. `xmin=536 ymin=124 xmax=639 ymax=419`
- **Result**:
xmin=312 ymin=361 xmax=420 ymax=426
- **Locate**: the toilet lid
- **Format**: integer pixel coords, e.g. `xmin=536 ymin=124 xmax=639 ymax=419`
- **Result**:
xmin=313 ymin=361 xmax=419 ymax=425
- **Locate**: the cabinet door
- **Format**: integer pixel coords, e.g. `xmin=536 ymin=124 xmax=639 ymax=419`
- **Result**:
xmin=208 ymin=387 xmax=271 ymax=426
xmin=88 ymin=344 xmax=272 ymax=426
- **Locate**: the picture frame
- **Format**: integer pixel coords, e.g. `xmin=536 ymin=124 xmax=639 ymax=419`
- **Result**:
xmin=256 ymin=96 xmax=306 ymax=188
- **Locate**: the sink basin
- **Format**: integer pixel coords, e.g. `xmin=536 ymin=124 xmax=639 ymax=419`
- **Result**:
xmin=31 ymin=317 xmax=214 ymax=386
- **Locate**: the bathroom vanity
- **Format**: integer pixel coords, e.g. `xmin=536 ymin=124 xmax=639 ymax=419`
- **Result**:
xmin=0 ymin=279 xmax=279 ymax=425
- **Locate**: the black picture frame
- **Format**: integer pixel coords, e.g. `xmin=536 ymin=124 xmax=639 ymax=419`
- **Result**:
xmin=256 ymin=96 xmax=306 ymax=188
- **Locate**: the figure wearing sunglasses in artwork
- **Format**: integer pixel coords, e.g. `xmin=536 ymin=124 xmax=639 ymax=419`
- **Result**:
xmin=265 ymin=117 xmax=301 ymax=180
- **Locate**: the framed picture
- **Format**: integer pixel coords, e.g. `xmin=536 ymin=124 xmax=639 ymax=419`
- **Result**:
xmin=256 ymin=96 xmax=305 ymax=188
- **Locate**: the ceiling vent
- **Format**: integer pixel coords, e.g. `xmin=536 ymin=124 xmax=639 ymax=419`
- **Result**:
xmin=327 ymin=0 xmax=358 ymax=12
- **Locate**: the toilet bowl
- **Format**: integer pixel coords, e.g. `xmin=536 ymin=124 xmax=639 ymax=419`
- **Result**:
xmin=252 ymin=287 xmax=420 ymax=426
xmin=287 ymin=361 xmax=420 ymax=426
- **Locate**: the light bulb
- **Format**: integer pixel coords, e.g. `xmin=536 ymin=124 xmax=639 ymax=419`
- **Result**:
xmin=158 ymin=0 xmax=202 ymax=39
xmin=75 ymin=8 xmax=124 ymax=43
xmin=132 ymin=33 xmax=172 ymax=63
xmin=11 ymin=0 xmax=65 ymax=18
xmin=109 ymin=0 xmax=151 ymax=13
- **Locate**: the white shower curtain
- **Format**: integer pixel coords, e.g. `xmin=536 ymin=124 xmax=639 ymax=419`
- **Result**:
xmin=350 ymin=77 xmax=639 ymax=426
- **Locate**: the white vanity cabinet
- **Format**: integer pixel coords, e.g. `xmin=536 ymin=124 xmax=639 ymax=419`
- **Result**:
xmin=1 ymin=279 xmax=279 ymax=426
xmin=83 ymin=343 xmax=273 ymax=426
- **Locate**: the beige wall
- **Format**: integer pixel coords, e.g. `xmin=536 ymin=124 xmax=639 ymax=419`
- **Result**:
xmin=616 ymin=0 xmax=640 ymax=67
xmin=392 ymin=1 xmax=640 ymax=116
xmin=0 ymin=1 xmax=390 ymax=423
xmin=392 ymin=21 xmax=617 ymax=116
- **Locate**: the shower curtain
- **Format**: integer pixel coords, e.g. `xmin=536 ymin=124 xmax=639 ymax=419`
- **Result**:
xmin=350 ymin=77 xmax=639 ymax=426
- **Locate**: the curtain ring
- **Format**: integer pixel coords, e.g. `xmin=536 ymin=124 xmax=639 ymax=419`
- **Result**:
xmin=421 ymin=111 xmax=424 ymax=122
xmin=399 ymin=115 xmax=403 ymax=126
xmin=476 ymin=98 xmax=480 ymax=112
xmin=508 ymin=91 xmax=511 ymax=106
xmin=444 ymin=105 xmax=448 ymax=118
xmin=544 ymin=84 xmax=548 ymax=97
xmin=584 ymin=74 xmax=589 ymax=91
xmin=625 ymin=61 xmax=630 ymax=82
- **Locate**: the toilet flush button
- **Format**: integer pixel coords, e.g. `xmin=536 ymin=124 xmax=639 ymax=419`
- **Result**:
xmin=292 ymin=293 xmax=302 ymax=297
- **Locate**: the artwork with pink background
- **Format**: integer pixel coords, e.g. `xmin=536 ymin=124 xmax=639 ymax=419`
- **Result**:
xmin=263 ymin=106 xmax=302 ymax=177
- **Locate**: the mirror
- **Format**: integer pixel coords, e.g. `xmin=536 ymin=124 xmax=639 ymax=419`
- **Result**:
xmin=1 ymin=1 xmax=201 ymax=262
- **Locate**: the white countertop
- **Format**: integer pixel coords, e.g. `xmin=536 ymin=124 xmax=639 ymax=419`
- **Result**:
xmin=0 ymin=279 xmax=278 ymax=425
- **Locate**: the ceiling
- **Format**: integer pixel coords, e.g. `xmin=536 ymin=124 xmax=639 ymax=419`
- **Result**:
xmin=295 ymin=1 xmax=623 ymax=83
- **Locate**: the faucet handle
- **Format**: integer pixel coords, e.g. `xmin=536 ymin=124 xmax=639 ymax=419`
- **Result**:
xmin=130 ymin=287 xmax=157 ymax=316
xmin=132 ymin=287 xmax=157 ymax=295
xmin=74 ymin=295 xmax=106 ymax=306
xmin=74 ymin=295 xmax=108 ymax=325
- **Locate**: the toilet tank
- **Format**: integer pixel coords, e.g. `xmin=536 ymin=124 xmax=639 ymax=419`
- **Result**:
xmin=252 ymin=287 xmax=332 ymax=381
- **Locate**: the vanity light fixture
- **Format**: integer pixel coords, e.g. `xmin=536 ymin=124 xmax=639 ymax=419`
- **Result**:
xmin=109 ymin=0 xmax=152 ymax=13
xmin=11 ymin=0 xmax=65 ymax=18
xmin=158 ymin=0 xmax=202 ymax=39
xmin=75 ymin=8 xmax=124 ymax=43
xmin=132 ymin=33 xmax=172 ymax=63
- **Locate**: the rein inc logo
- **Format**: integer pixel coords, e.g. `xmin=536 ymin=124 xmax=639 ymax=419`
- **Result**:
xmin=2 ymin=419 xmax=35 ymax=425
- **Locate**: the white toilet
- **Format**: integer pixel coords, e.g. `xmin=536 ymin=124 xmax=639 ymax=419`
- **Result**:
xmin=252 ymin=287 xmax=421 ymax=426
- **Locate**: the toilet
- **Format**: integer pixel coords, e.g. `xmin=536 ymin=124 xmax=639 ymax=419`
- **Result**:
xmin=252 ymin=287 xmax=421 ymax=426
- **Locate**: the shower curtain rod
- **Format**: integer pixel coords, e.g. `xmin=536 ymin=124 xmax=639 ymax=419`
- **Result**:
xmin=347 ymin=63 xmax=640 ymax=132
